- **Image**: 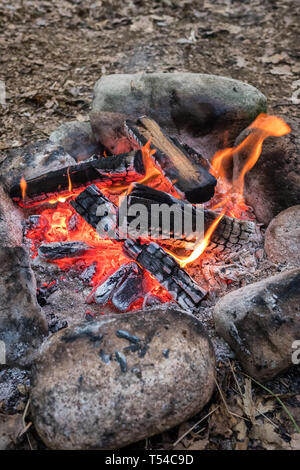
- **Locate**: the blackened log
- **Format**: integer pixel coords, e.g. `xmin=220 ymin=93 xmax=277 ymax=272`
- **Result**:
xmin=125 ymin=116 xmax=216 ymax=203
xmin=111 ymin=264 xmax=145 ymax=312
xmin=38 ymin=241 xmax=91 ymax=260
xmin=121 ymin=183 xmax=260 ymax=249
xmin=123 ymin=239 xmax=207 ymax=311
xmin=10 ymin=151 xmax=144 ymax=204
xmin=70 ymin=184 xmax=118 ymax=237
xmin=71 ymin=186 xmax=207 ymax=310
xmin=94 ymin=262 xmax=144 ymax=311
xmin=203 ymin=209 xmax=260 ymax=249
xmin=94 ymin=263 xmax=134 ymax=305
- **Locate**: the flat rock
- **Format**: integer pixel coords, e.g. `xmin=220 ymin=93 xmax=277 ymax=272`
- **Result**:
xmin=265 ymin=206 xmax=300 ymax=267
xmin=92 ymin=73 xmax=267 ymax=158
xmin=214 ymin=268 xmax=300 ymax=381
xmin=0 ymin=246 xmax=48 ymax=367
xmin=49 ymin=121 xmax=99 ymax=161
xmin=30 ymin=306 xmax=216 ymax=450
xmin=0 ymin=140 xmax=75 ymax=190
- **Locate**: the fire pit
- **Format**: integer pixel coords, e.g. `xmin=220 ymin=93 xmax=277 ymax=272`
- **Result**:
xmin=8 ymin=112 xmax=287 ymax=315
xmin=0 ymin=73 xmax=299 ymax=450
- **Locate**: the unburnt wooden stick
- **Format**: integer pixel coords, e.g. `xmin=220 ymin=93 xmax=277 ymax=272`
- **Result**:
xmin=10 ymin=151 xmax=145 ymax=204
xmin=125 ymin=116 xmax=217 ymax=203
xmin=123 ymin=239 xmax=207 ymax=311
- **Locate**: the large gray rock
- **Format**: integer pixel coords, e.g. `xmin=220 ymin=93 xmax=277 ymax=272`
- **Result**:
xmin=233 ymin=120 xmax=300 ymax=225
xmin=265 ymin=206 xmax=300 ymax=267
xmin=49 ymin=121 xmax=99 ymax=161
xmin=92 ymin=73 xmax=267 ymax=158
xmin=0 ymin=140 xmax=75 ymax=190
xmin=214 ymin=268 xmax=300 ymax=381
xmin=31 ymin=306 xmax=216 ymax=450
xmin=0 ymin=185 xmax=23 ymax=247
xmin=0 ymin=247 xmax=48 ymax=367
xmin=90 ymin=111 xmax=134 ymax=154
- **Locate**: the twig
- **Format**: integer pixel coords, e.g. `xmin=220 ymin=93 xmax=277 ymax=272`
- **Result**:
xmin=229 ymin=361 xmax=278 ymax=428
xmin=21 ymin=398 xmax=33 ymax=450
xmin=214 ymin=378 xmax=249 ymax=421
xmin=242 ymin=373 xmax=300 ymax=434
xmin=172 ymin=406 xmax=219 ymax=448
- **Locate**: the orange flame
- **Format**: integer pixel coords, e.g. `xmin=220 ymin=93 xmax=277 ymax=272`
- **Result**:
xmin=210 ymin=114 xmax=291 ymax=218
xmin=24 ymin=114 xmax=291 ymax=297
xmin=167 ymin=211 xmax=225 ymax=268
xmin=167 ymin=113 xmax=290 ymax=267
xmin=106 ymin=138 xmax=179 ymax=197
xmin=20 ymin=176 xmax=27 ymax=201
xmin=67 ymin=167 xmax=72 ymax=193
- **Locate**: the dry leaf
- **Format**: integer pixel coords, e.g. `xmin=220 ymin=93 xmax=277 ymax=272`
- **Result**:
xmin=0 ymin=414 xmax=23 ymax=450
xmin=233 ymin=419 xmax=247 ymax=442
xmin=242 ymin=378 xmax=255 ymax=423
xmin=255 ymin=399 xmax=275 ymax=417
xmin=270 ymin=65 xmax=293 ymax=76
xmin=130 ymin=17 xmax=154 ymax=34
xmin=250 ymin=422 xmax=288 ymax=450
xmin=290 ymin=433 xmax=300 ymax=450
xmin=235 ymin=438 xmax=249 ymax=450
xmin=188 ymin=438 xmax=209 ymax=450
xmin=261 ymin=53 xmax=290 ymax=64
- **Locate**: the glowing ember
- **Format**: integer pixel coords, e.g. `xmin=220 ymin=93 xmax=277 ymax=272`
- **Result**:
xmin=167 ymin=211 xmax=225 ymax=268
xmin=23 ymin=114 xmax=290 ymax=309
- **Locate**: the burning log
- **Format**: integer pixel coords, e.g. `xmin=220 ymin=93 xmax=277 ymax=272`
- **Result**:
xmin=38 ymin=241 xmax=91 ymax=260
xmin=93 ymin=262 xmax=145 ymax=312
xmin=203 ymin=209 xmax=260 ymax=248
xmin=10 ymin=151 xmax=145 ymax=204
xmin=125 ymin=116 xmax=217 ymax=203
xmin=111 ymin=264 xmax=145 ymax=312
xmin=122 ymin=183 xmax=260 ymax=249
xmin=123 ymin=239 xmax=207 ymax=311
xmin=70 ymin=185 xmax=207 ymax=310
xmin=70 ymin=184 xmax=118 ymax=237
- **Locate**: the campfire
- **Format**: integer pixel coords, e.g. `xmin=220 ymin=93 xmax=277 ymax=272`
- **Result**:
xmin=10 ymin=113 xmax=290 ymax=314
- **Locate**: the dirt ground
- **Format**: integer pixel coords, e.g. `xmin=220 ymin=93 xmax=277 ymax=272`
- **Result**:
xmin=0 ymin=0 xmax=299 ymax=451
xmin=0 ymin=0 xmax=299 ymax=150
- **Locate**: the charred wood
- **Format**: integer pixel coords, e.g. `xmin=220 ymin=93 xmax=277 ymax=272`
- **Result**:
xmin=125 ymin=116 xmax=217 ymax=203
xmin=70 ymin=184 xmax=118 ymax=237
xmin=94 ymin=262 xmax=144 ymax=312
xmin=123 ymin=239 xmax=207 ymax=311
xmin=122 ymin=183 xmax=260 ymax=249
xmin=70 ymin=186 xmax=207 ymax=310
xmin=10 ymin=151 xmax=145 ymax=204
xmin=111 ymin=264 xmax=145 ymax=312
xmin=38 ymin=241 xmax=91 ymax=260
